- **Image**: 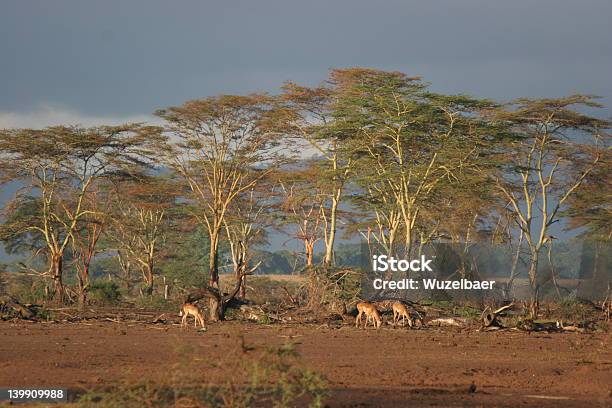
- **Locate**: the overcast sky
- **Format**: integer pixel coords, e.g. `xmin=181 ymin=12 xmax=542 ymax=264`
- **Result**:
xmin=1 ymin=0 xmax=609 ymax=256
xmin=1 ymin=0 xmax=611 ymax=127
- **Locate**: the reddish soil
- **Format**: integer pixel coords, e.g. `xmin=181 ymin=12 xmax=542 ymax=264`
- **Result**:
xmin=0 ymin=320 xmax=610 ymax=407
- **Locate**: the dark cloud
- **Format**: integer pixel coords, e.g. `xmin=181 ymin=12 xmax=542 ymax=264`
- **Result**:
xmin=2 ymin=0 xmax=611 ymax=117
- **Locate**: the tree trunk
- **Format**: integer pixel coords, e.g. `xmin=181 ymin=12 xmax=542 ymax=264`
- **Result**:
xmin=323 ymin=194 xmax=339 ymax=266
xmin=239 ymin=274 xmax=246 ymax=299
xmin=50 ymin=255 xmax=64 ymax=304
xmin=77 ymin=285 xmax=87 ymax=309
xmin=145 ymin=263 xmax=154 ymax=296
xmin=305 ymin=240 xmax=314 ymax=267
xmin=208 ymin=295 xmax=222 ymax=322
xmin=77 ymin=271 xmax=88 ymax=309
xmin=235 ymin=261 xmax=247 ymax=299
xmin=209 ymin=232 xmax=220 ymax=287
xmin=188 ymin=273 xmax=245 ymax=323
xmin=506 ymin=231 xmax=524 ymax=299
xmin=528 ymin=254 xmax=540 ymax=318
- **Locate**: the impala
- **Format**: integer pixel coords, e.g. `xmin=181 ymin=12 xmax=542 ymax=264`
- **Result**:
xmin=180 ymin=303 xmax=206 ymax=328
xmin=355 ymin=301 xmax=382 ymax=329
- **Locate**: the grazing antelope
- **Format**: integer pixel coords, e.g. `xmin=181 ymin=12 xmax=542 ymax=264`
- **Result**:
xmin=355 ymin=301 xmax=382 ymax=329
xmin=392 ymin=301 xmax=413 ymax=328
xmin=180 ymin=303 xmax=206 ymax=328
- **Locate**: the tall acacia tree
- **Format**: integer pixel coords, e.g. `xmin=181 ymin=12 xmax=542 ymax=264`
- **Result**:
xmin=157 ymin=95 xmax=281 ymax=287
xmin=491 ymin=96 xmax=610 ymax=316
xmin=277 ymin=81 xmax=355 ymax=266
xmin=106 ymin=177 xmax=177 ymax=295
xmin=332 ymin=68 xmax=494 ymax=258
xmin=0 ymin=125 xmax=161 ymax=302
xmin=275 ymin=163 xmax=325 ymax=267
xmin=71 ymin=187 xmax=108 ymax=307
xmin=223 ymin=187 xmax=268 ymax=299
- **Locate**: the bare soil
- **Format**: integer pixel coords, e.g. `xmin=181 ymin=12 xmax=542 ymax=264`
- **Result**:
xmin=0 ymin=319 xmax=610 ymax=407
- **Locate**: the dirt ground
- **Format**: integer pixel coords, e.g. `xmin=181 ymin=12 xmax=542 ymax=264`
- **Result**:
xmin=0 ymin=320 xmax=610 ymax=407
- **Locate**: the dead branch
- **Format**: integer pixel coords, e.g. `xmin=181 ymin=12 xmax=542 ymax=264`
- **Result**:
xmin=429 ymin=317 xmax=467 ymax=327
xmin=0 ymin=295 xmax=35 ymax=319
xmin=481 ymin=303 xmax=514 ymax=328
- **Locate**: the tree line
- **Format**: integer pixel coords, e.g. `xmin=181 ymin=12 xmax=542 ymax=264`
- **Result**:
xmin=0 ymin=68 xmax=609 ymax=317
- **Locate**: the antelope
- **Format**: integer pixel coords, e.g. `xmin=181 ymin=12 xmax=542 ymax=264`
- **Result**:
xmin=180 ymin=303 xmax=206 ymax=328
xmin=355 ymin=301 xmax=382 ymax=329
xmin=392 ymin=301 xmax=413 ymax=328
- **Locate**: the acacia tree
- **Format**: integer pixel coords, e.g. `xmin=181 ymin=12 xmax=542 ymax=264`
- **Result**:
xmin=332 ymin=68 xmax=493 ymax=258
xmin=276 ymin=164 xmax=324 ymax=267
xmin=157 ymin=95 xmax=281 ymax=288
xmin=106 ymin=177 xmax=176 ymax=296
xmin=492 ymin=96 xmax=610 ymax=316
xmin=353 ymin=175 xmax=402 ymax=260
xmin=277 ymin=81 xmax=355 ymax=266
xmin=71 ymin=188 xmax=107 ymax=307
xmin=0 ymin=125 xmax=161 ymax=302
xmin=223 ymin=187 xmax=268 ymax=299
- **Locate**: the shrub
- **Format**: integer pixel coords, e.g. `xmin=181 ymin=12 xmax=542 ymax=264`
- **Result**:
xmin=88 ymin=281 xmax=121 ymax=305
xmin=134 ymin=294 xmax=178 ymax=311
xmin=302 ymin=266 xmax=361 ymax=314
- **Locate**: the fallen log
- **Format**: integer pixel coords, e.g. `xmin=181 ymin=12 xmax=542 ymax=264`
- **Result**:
xmin=238 ymin=305 xmax=283 ymax=323
xmin=428 ymin=317 xmax=467 ymax=327
xmin=0 ymin=295 xmax=35 ymax=319
xmin=481 ymin=303 xmax=514 ymax=328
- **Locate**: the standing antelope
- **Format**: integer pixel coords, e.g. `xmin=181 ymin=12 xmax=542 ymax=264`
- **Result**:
xmin=180 ymin=303 xmax=206 ymax=328
xmin=392 ymin=301 xmax=413 ymax=328
xmin=355 ymin=301 xmax=382 ymax=329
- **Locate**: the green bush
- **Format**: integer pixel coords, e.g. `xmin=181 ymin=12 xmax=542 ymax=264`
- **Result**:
xmin=134 ymin=294 xmax=180 ymax=311
xmin=88 ymin=281 xmax=121 ymax=305
xmin=9 ymin=275 xmax=47 ymax=304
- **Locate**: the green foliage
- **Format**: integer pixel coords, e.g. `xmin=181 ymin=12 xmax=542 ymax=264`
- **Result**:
xmin=7 ymin=273 xmax=47 ymax=304
xmin=88 ymin=280 xmax=121 ymax=305
xmin=253 ymin=250 xmax=294 ymax=274
xmin=159 ymin=224 xmax=210 ymax=288
xmin=0 ymin=196 xmax=46 ymax=255
xmin=134 ymin=294 xmax=178 ymax=311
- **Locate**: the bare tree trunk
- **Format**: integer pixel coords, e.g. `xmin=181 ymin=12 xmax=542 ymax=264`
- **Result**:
xmin=144 ymin=263 xmax=154 ymax=296
xmin=528 ymin=254 xmax=540 ymax=318
xmin=77 ymin=266 xmax=89 ymax=309
xmin=239 ymin=274 xmax=246 ymax=299
xmin=209 ymin=231 xmax=220 ymax=287
xmin=117 ymin=251 xmax=133 ymax=294
xmin=208 ymin=296 xmax=222 ymax=322
xmin=323 ymin=192 xmax=339 ymax=266
xmin=189 ymin=273 xmax=247 ymax=322
xmin=506 ymin=230 xmax=524 ymax=299
xmin=51 ymin=255 xmax=64 ymax=304
xmin=235 ymin=256 xmax=247 ymax=299
xmin=305 ymin=240 xmax=314 ymax=267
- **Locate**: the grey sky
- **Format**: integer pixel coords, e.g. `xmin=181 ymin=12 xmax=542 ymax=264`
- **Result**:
xmin=1 ymin=0 xmax=611 ymax=127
